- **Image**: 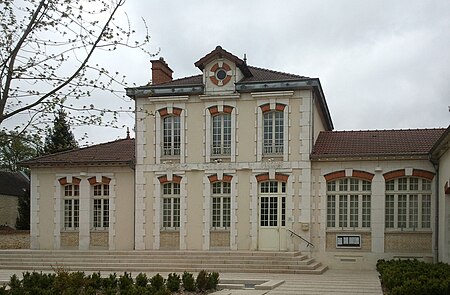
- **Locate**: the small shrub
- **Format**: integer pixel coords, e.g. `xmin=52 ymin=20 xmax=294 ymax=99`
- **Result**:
xmin=207 ymin=272 xmax=220 ymax=290
xmin=102 ymin=273 xmax=118 ymax=290
xmin=196 ymin=270 xmax=209 ymax=291
xmin=9 ymin=274 xmax=21 ymax=289
xmin=86 ymin=272 xmax=102 ymax=290
xmin=154 ymin=285 xmax=171 ymax=295
xmin=182 ymin=272 xmax=195 ymax=292
xmin=135 ymin=273 xmax=148 ymax=287
xmin=119 ymin=272 xmax=134 ymax=291
xmin=150 ymin=273 xmax=165 ymax=291
xmin=166 ymin=273 xmax=181 ymax=292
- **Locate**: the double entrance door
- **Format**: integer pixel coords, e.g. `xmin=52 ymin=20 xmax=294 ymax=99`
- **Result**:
xmin=258 ymin=194 xmax=287 ymax=250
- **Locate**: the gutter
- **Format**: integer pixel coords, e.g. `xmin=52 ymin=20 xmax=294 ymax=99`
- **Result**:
xmin=429 ymin=155 xmax=439 ymax=263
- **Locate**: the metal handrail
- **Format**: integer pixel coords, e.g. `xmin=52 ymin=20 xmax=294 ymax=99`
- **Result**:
xmin=287 ymin=229 xmax=314 ymax=248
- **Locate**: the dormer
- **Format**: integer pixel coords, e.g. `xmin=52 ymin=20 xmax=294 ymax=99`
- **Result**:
xmin=194 ymin=46 xmax=252 ymax=95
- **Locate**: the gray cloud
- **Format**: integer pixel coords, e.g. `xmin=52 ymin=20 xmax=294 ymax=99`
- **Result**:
xmin=76 ymin=0 xmax=450 ymax=143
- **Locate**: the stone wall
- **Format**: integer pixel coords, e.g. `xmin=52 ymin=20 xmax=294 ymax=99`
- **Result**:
xmin=160 ymin=231 xmax=179 ymax=249
xmin=60 ymin=232 xmax=79 ymax=249
xmin=0 ymin=230 xmax=30 ymax=249
xmin=385 ymin=232 xmax=432 ymax=253
xmin=210 ymin=231 xmax=230 ymax=248
xmin=90 ymin=232 xmax=108 ymax=248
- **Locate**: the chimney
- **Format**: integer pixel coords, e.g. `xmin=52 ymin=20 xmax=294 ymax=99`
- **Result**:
xmin=151 ymin=57 xmax=173 ymax=85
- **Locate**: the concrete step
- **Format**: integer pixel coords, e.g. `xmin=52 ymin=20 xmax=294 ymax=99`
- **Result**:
xmin=0 ymin=250 xmax=327 ymax=274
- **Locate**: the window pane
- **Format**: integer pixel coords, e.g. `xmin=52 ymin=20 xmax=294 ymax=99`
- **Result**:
xmin=269 ymin=197 xmax=278 ymax=226
xmin=362 ymin=195 xmax=371 ymax=228
xmin=385 ymin=195 xmax=395 ymax=228
xmin=408 ymin=195 xmax=418 ymax=228
xmin=260 ymin=197 xmax=269 ymax=226
xmin=398 ymin=178 xmax=407 ymax=191
xmin=398 ymin=195 xmax=407 ymax=228
xmin=327 ymin=195 xmax=336 ymax=227
xmin=350 ymin=195 xmax=359 ymax=227
xmin=422 ymin=195 xmax=431 ymax=228
xmin=385 ymin=180 xmax=394 ymax=191
xmin=339 ymin=195 xmax=348 ymax=227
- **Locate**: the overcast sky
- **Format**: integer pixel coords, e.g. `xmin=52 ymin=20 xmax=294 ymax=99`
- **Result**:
xmin=77 ymin=0 xmax=450 ymax=144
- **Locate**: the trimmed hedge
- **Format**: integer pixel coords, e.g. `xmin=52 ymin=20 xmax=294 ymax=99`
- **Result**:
xmin=377 ymin=259 xmax=450 ymax=295
xmin=0 ymin=270 xmax=219 ymax=294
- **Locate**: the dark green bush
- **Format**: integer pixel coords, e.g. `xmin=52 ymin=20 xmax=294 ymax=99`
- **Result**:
xmin=2 ymin=270 xmax=218 ymax=294
xmin=196 ymin=270 xmax=209 ymax=291
xmin=207 ymin=272 xmax=220 ymax=290
xmin=119 ymin=272 xmax=134 ymax=292
xmin=150 ymin=273 xmax=165 ymax=291
xmin=182 ymin=271 xmax=195 ymax=292
xmin=166 ymin=273 xmax=181 ymax=292
xmin=377 ymin=259 xmax=450 ymax=295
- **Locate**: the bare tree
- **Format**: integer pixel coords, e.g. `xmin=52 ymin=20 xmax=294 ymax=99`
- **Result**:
xmin=0 ymin=0 xmax=154 ymax=136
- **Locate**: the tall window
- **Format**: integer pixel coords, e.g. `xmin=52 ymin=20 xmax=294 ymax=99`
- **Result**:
xmin=92 ymin=184 xmax=109 ymax=230
xmin=162 ymin=115 xmax=180 ymax=156
xmin=64 ymin=184 xmax=79 ymax=230
xmin=211 ymin=182 xmax=231 ymax=229
xmin=385 ymin=177 xmax=431 ymax=230
xmin=327 ymin=178 xmax=371 ymax=229
xmin=212 ymin=113 xmax=231 ymax=156
xmin=162 ymin=182 xmax=180 ymax=229
xmin=263 ymin=111 xmax=283 ymax=155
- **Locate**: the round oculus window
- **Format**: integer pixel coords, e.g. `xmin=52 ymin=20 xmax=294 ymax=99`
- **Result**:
xmin=209 ymin=62 xmax=232 ymax=86
xmin=215 ymin=68 xmax=227 ymax=80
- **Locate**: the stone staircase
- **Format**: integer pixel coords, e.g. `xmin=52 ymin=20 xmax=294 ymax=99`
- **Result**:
xmin=0 ymin=250 xmax=327 ymax=274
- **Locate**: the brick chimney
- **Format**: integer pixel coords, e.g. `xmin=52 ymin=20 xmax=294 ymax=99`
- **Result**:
xmin=151 ymin=57 xmax=173 ymax=85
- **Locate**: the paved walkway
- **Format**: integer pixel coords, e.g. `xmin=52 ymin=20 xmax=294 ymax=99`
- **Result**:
xmin=0 ymin=269 xmax=383 ymax=295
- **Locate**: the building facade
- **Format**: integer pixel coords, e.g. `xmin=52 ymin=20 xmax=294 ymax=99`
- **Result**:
xmin=24 ymin=46 xmax=450 ymax=269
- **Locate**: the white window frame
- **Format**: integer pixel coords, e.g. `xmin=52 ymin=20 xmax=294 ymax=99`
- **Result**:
xmin=263 ymin=110 xmax=284 ymax=155
xmin=92 ymin=184 xmax=109 ymax=230
xmin=161 ymin=182 xmax=181 ymax=230
xmin=326 ymin=178 xmax=371 ymax=229
xmin=63 ymin=184 xmax=79 ymax=230
xmin=211 ymin=113 xmax=232 ymax=157
xmin=385 ymin=177 xmax=432 ymax=230
xmin=211 ymin=182 xmax=231 ymax=230
xmin=162 ymin=115 xmax=181 ymax=157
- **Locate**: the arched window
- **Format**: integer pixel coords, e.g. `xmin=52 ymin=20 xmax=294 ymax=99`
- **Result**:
xmin=162 ymin=115 xmax=181 ymax=156
xmin=211 ymin=113 xmax=231 ymax=156
xmin=326 ymin=178 xmax=371 ymax=229
xmin=260 ymin=103 xmax=285 ymax=156
xmin=385 ymin=177 xmax=431 ymax=229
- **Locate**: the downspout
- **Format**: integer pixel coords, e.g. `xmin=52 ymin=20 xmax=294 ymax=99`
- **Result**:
xmin=430 ymin=156 xmax=439 ymax=263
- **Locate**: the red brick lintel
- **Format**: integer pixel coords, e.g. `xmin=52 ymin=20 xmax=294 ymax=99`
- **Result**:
xmin=324 ymin=170 xmax=374 ymax=182
xmin=255 ymin=173 xmax=289 ymax=182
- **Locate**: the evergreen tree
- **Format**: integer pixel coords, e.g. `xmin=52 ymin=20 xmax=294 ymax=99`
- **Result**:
xmin=16 ymin=188 xmax=30 ymax=230
xmin=43 ymin=109 xmax=78 ymax=154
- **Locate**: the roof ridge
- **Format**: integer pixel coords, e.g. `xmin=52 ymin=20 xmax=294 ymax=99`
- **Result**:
xmin=321 ymin=128 xmax=447 ymax=133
